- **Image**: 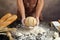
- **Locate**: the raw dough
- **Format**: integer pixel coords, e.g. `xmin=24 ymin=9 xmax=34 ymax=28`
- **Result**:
xmin=24 ymin=17 xmax=37 ymax=27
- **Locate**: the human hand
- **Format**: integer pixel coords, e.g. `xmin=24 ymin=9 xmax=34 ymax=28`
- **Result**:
xmin=36 ymin=17 xmax=40 ymax=26
xmin=21 ymin=18 xmax=25 ymax=26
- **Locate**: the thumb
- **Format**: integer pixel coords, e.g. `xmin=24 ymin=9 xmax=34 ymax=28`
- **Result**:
xmin=36 ymin=18 xmax=39 ymax=26
xmin=22 ymin=18 xmax=25 ymax=26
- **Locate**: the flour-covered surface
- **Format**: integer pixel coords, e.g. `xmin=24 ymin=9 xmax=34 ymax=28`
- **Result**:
xmin=11 ymin=22 xmax=60 ymax=40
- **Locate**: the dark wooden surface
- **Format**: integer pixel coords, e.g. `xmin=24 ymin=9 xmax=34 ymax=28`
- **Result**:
xmin=0 ymin=0 xmax=60 ymax=21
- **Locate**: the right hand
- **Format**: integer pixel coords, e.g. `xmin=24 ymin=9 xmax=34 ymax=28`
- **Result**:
xmin=36 ymin=17 xmax=40 ymax=26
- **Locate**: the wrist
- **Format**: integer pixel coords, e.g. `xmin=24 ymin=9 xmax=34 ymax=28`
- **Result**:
xmin=36 ymin=16 xmax=39 ymax=19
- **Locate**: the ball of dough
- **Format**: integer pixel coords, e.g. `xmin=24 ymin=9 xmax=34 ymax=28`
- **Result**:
xmin=24 ymin=17 xmax=37 ymax=27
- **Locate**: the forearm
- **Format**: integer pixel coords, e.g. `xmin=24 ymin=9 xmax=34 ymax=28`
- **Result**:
xmin=35 ymin=0 xmax=44 ymax=18
xmin=17 ymin=0 xmax=25 ymax=19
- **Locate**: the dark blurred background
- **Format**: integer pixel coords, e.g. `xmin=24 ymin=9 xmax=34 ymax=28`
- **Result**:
xmin=0 ymin=0 xmax=17 ymax=17
xmin=42 ymin=0 xmax=60 ymax=21
xmin=0 ymin=0 xmax=60 ymax=21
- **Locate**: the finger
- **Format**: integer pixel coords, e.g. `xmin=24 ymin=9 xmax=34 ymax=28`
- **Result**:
xmin=36 ymin=19 xmax=39 ymax=26
xmin=22 ymin=19 xmax=25 ymax=26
